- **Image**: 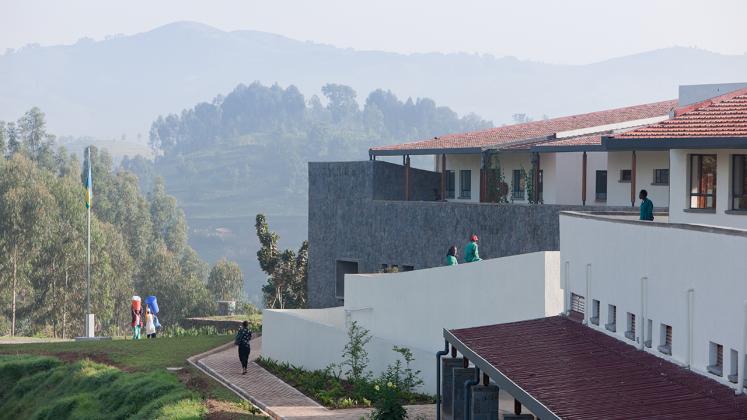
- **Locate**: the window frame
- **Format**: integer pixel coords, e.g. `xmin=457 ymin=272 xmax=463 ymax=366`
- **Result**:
xmin=445 ymin=170 xmax=456 ymax=199
xmin=511 ymin=169 xmax=524 ymax=200
xmin=595 ymin=170 xmax=608 ymax=201
xmin=619 ymin=169 xmax=632 ymax=183
xmin=732 ymin=155 xmax=747 ymax=210
xmin=689 ymin=154 xmax=717 ymax=209
xmin=652 ymin=168 xmax=669 ymax=186
xmin=458 ymin=170 xmax=471 ymax=199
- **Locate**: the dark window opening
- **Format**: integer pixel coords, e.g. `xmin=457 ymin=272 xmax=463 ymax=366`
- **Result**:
xmin=658 ymin=324 xmax=672 ymax=355
xmin=595 ymin=170 xmax=607 ymax=201
xmin=732 ymin=155 xmax=747 ymax=210
xmin=401 ymin=265 xmax=414 ymax=272
xmin=653 ymin=169 xmax=669 ymax=185
xmin=459 ymin=170 xmax=471 ymax=199
xmin=605 ymin=304 xmax=616 ymax=332
xmin=335 ymin=260 xmax=358 ymax=300
xmin=446 ymin=170 xmax=456 ymax=199
xmin=690 ymin=154 xmax=717 ymax=209
xmin=708 ymin=342 xmax=724 ymax=376
xmin=511 ymin=169 xmax=524 ymax=200
xmin=619 ymin=169 xmax=632 ymax=183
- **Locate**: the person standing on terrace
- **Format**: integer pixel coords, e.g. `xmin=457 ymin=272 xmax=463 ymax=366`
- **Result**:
xmin=446 ymin=245 xmax=458 ymax=266
xmin=464 ymin=235 xmax=482 ymax=262
xmin=639 ymin=189 xmax=654 ymax=221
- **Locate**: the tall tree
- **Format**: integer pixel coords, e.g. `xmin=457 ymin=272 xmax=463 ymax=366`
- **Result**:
xmin=255 ymin=214 xmax=308 ymax=309
xmin=322 ymin=83 xmax=359 ymax=123
xmin=6 ymin=122 xmax=20 ymax=156
xmin=207 ymin=259 xmax=244 ymax=301
xmin=0 ymin=121 xmax=6 ymax=157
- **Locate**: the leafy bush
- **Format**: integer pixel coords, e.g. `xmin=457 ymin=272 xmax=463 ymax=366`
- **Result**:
xmin=342 ymin=320 xmax=372 ymax=384
xmin=160 ymin=325 xmax=221 ymax=337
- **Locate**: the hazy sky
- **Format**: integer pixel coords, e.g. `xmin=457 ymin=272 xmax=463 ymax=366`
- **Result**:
xmin=2 ymin=0 xmax=747 ymax=64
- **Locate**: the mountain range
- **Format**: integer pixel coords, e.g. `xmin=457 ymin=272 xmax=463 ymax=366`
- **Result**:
xmin=3 ymin=21 xmax=747 ymax=142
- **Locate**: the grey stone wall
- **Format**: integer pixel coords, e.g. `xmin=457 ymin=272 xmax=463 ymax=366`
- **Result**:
xmin=307 ymin=160 xmax=634 ymax=308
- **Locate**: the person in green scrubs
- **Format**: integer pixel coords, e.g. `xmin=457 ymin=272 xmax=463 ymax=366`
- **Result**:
xmin=464 ymin=234 xmax=482 ymax=262
xmin=446 ymin=245 xmax=458 ymax=266
xmin=639 ymin=189 xmax=654 ymax=221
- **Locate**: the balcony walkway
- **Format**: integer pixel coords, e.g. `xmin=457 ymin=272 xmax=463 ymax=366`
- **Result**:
xmin=189 ymin=337 xmax=435 ymax=419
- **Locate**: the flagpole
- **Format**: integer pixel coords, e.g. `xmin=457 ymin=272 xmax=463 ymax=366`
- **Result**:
xmin=86 ymin=146 xmax=92 ymax=336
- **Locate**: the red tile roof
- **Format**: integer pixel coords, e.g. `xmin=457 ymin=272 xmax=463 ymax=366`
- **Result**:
xmin=371 ymin=100 xmax=676 ymax=155
xmin=449 ymin=316 xmax=747 ymax=420
xmin=614 ymin=88 xmax=747 ymax=139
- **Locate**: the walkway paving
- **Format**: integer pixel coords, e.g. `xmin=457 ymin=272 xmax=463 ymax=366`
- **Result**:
xmin=191 ymin=337 xmax=435 ymax=420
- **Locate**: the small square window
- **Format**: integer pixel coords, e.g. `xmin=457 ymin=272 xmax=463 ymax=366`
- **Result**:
xmin=653 ymin=169 xmax=669 ymax=185
xmin=658 ymin=324 xmax=672 ymax=355
xmin=590 ymin=299 xmax=600 ymax=326
xmin=619 ymin=169 xmax=632 ymax=183
xmin=625 ymin=313 xmax=636 ymax=341
xmin=708 ymin=342 xmax=723 ymax=377
xmin=605 ymin=305 xmax=616 ymax=332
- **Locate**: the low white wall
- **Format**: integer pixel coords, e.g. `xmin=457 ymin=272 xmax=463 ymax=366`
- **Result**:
xmin=263 ymin=251 xmax=563 ymax=393
xmin=670 ymin=148 xmax=747 ymax=230
xmin=344 ymin=251 xmax=562 ymax=352
xmin=262 ymin=308 xmax=436 ymax=392
xmin=560 ymin=213 xmax=747 ymax=390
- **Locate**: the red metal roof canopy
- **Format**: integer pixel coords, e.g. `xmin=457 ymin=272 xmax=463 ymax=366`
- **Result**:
xmin=448 ymin=316 xmax=747 ymax=420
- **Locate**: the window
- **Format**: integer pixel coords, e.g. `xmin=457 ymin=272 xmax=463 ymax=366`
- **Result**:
xmin=729 ymin=349 xmax=739 ymax=383
xmin=459 ymin=170 xmax=471 ymax=199
xmin=625 ymin=313 xmax=636 ymax=341
xmin=732 ymin=155 xmax=747 ymax=210
xmin=595 ymin=170 xmax=607 ymax=201
xmin=653 ymin=169 xmax=669 ymax=185
xmin=570 ymin=293 xmax=585 ymax=315
xmin=619 ymin=169 xmax=631 ymax=183
xmin=658 ymin=324 xmax=672 ymax=355
xmin=708 ymin=342 xmax=724 ymax=376
xmin=590 ymin=299 xmax=600 ymax=325
xmin=690 ymin=155 xmax=717 ymax=209
xmin=445 ymin=171 xmax=456 ymax=199
xmin=605 ymin=304 xmax=616 ymax=332
xmin=401 ymin=265 xmax=414 ymax=272
xmin=511 ymin=169 xmax=524 ymax=200
xmin=335 ymin=260 xmax=359 ymax=300
xmin=645 ymin=319 xmax=653 ymax=348
xmin=538 ymin=170 xmax=544 ymax=202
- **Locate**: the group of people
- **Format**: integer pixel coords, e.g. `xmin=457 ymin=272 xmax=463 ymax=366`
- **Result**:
xmin=131 ymin=295 xmax=160 ymax=339
xmin=445 ymin=234 xmax=481 ymax=266
xmin=444 ymin=191 xmax=654 ymax=266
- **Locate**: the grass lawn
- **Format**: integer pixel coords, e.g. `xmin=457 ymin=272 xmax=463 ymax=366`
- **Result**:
xmin=195 ymin=314 xmax=262 ymax=323
xmin=0 ymin=335 xmax=267 ymax=419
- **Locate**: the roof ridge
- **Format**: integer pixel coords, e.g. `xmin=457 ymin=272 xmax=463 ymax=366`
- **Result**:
xmin=674 ymin=87 xmax=747 ymax=117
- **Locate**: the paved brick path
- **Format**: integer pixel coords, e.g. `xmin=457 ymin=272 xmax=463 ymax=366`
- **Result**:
xmin=193 ymin=337 xmax=435 ymax=419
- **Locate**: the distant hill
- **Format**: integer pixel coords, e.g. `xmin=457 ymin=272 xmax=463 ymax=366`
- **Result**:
xmin=3 ymin=21 xmax=747 ymax=140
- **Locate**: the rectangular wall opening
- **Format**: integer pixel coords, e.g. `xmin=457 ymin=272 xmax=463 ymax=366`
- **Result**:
xmin=591 ymin=299 xmax=600 ymax=325
xmin=708 ymin=342 xmax=724 ymax=376
xmin=625 ymin=313 xmax=636 ymax=341
xmin=658 ymin=324 xmax=672 ymax=355
xmin=335 ymin=260 xmax=359 ymax=300
xmin=605 ymin=304 xmax=616 ymax=332
xmin=570 ymin=293 xmax=585 ymax=317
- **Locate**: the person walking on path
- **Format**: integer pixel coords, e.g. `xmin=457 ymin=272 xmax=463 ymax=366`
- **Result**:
xmin=446 ymin=245 xmax=459 ymax=266
xmin=464 ymin=234 xmax=482 ymax=263
xmin=235 ymin=320 xmax=253 ymax=375
xmin=144 ymin=307 xmax=157 ymax=339
xmin=131 ymin=307 xmax=141 ymax=340
xmin=639 ymin=189 xmax=654 ymax=221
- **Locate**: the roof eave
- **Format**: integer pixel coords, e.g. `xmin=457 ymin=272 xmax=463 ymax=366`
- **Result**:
xmin=369 ymin=147 xmax=483 ymax=156
xmin=602 ymin=136 xmax=747 ymax=150
xmin=532 ymin=144 xmax=606 ymax=153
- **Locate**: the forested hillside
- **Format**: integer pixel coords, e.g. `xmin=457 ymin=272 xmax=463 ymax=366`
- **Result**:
xmin=133 ymin=82 xmax=491 ymax=302
xmin=0 ymin=109 xmax=221 ymax=337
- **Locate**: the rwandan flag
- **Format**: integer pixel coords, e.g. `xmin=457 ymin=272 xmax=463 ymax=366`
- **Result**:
xmin=85 ymin=151 xmax=93 ymax=209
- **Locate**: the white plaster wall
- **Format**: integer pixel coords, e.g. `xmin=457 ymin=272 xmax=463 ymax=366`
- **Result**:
xmin=606 ymin=151 xmax=669 ymax=207
xmin=444 ymin=154 xmax=481 ymax=202
xmin=549 ymin=152 xmax=607 ymax=206
xmin=560 ymin=213 xmax=747 ymax=390
xmin=263 ymin=251 xmax=563 ymax=392
xmin=344 ymin=251 xmax=562 ymax=352
xmin=262 ymin=308 xmax=435 ymax=392
xmin=670 ymin=149 xmax=747 ymax=230
xmin=537 ymin=152 xmax=558 ymax=204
